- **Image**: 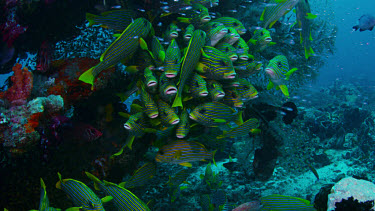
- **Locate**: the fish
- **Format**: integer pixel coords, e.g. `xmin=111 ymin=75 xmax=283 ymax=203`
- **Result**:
xmin=177 ymin=3 xmax=211 ymax=27
xmin=164 ymin=23 xmax=179 ymax=41
xmin=56 ymin=173 xmax=109 ymax=211
xmin=85 ymin=172 xmax=151 ymax=211
xmin=159 ymin=73 xmax=178 ymax=102
xmin=265 ymin=55 xmax=298 ymax=98
xmin=260 ymin=0 xmax=299 ymax=29
xmin=233 ymin=58 xmax=262 ymax=78
xmin=151 ymin=36 xmax=166 ymax=66
xmin=164 ymin=39 xmax=181 ymax=78
xmin=232 ymin=38 xmax=250 ymax=61
xmin=217 ymin=118 xmax=260 ymax=139
xmin=140 ymin=81 xmax=159 ymax=118
xmin=79 ymin=18 xmax=152 ymax=88
xmin=120 ymin=162 xmax=156 ymax=189
xmin=260 ymin=194 xmax=316 ymax=210
xmin=190 ymin=73 xmax=208 ymax=97
xmin=165 ymin=169 xmax=192 ymax=187
xmin=218 ymin=27 xmax=240 ymax=45
xmin=207 ymin=80 xmax=225 ymax=101
xmin=29 ymin=178 xmax=61 ymax=211
xmin=214 ymin=17 xmax=247 ymax=35
xmin=201 ymin=21 xmax=228 ymax=46
xmin=353 ymin=14 xmax=375 ymax=32
xmin=183 ymin=24 xmax=195 ymax=42
xmin=86 ymin=10 xmax=135 ymax=31
xmin=172 ymin=29 xmax=206 ymax=108
xmin=249 ymin=101 xmax=298 ymax=125
xmin=189 ymin=102 xmax=242 ymax=126
xmin=215 ymin=42 xmax=238 ymax=61
xmin=295 ymin=0 xmax=316 ymax=59
xmin=176 ymin=109 xmax=190 ymax=139
xmin=236 ymin=79 xmax=258 ymax=101
xmin=196 ymin=46 xmax=236 ymax=80
xmin=155 ymin=140 xmax=216 ymax=167
xmin=247 ymin=28 xmax=276 ymax=52
xmin=158 ymin=99 xmax=180 ymax=125
xmin=222 ymin=88 xmax=244 ymax=108
xmin=143 ymin=67 xmax=158 ymax=88
xmin=232 ymin=201 xmax=262 ymax=211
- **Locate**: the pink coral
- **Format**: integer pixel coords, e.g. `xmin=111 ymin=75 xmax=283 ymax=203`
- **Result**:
xmin=0 ymin=63 xmax=33 ymax=106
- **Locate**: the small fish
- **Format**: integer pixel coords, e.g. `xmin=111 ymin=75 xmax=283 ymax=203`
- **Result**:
xmin=177 ymin=3 xmax=211 ymax=27
xmin=79 ymin=18 xmax=152 ymax=88
xmin=232 ymin=38 xmax=250 ymax=60
xmin=189 ymin=102 xmax=242 ymax=126
xmin=155 ymin=140 xmax=216 ymax=167
xmin=190 ymin=73 xmax=208 ymax=97
xmin=261 ymin=194 xmax=316 ymax=210
xmin=247 ymin=28 xmax=276 ymax=52
xmin=183 ymin=24 xmax=195 ymax=42
xmin=233 ymin=59 xmax=262 ymax=78
xmin=214 ymin=17 xmax=247 ymax=35
xmin=295 ymin=0 xmax=316 ymax=59
xmin=222 ymin=88 xmax=244 ymax=108
xmin=260 ymin=0 xmax=299 ymax=29
xmin=217 ymin=118 xmax=260 ymax=139
xmin=85 ymin=172 xmax=151 ymax=211
xmin=158 ymin=99 xmax=180 ymax=125
xmin=236 ymin=79 xmax=258 ymax=101
xmin=176 ymin=109 xmax=190 ymax=138
xmin=215 ymin=42 xmax=238 ymax=61
xmin=165 ymin=169 xmax=192 ymax=187
xmin=143 ymin=67 xmax=158 ymax=88
xmin=172 ymin=29 xmax=206 ymax=108
xmin=86 ymin=10 xmax=135 ymax=31
xmin=140 ymin=81 xmax=159 ymax=118
xmin=120 ymin=162 xmax=156 ymax=189
xmin=207 ymin=80 xmax=225 ymax=101
xmin=56 ymin=173 xmax=107 ymax=211
xmin=159 ymin=73 xmax=178 ymax=102
xmin=29 ymin=178 xmax=61 ymax=211
xmin=151 ymin=36 xmax=166 ymax=66
xmin=219 ymin=27 xmax=240 ymax=45
xmin=196 ymin=46 xmax=236 ymax=80
xmin=265 ymin=55 xmax=298 ymax=98
xmin=353 ymin=14 xmax=375 ymax=32
xmin=201 ymin=21 xmax=228 ymax=46
xmin=164 ymin=40 xmax=181 ymax=78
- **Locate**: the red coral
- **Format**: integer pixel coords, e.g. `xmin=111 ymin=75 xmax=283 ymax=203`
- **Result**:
xmin=0 ymin=63 xmax=33 ymax=106
xmin=24 ymin=112 xmax=43 ymax=133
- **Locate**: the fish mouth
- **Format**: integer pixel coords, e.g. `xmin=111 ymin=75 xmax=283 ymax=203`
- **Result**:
xmin=189 ymin=114 xmax=196 ymax=120
xmin=199 ymin=91 xmax=208 ymax=96
xmin=252 ymin=94 xmax=259 ymax=99
xmin=147 ymin=81 xmax=157 ymax=87
xmin=220 ymin=28 xmax=228 ymax=34
xmin=265 ymin=37 xmax=272 ymax=42
xmin=231 ymin=82 xmax=240 ymax=87
xmin=230 ymin=55 xmax=238 ymax=61
xmin=224 ymin=73 xmax=236 ymax=79
xmin=239 ymin=55 xmax=248 ymax=61
xmin=170 ymin=32 xmax=178 ymax=38
xmin=176 ymin=134 xmax=185 ymax=139
xmin=171 ymin=119 xmax=180 ymax=125
xmin=124 ymin=123 xmax=131 ymax=130
xmin=238 ymin=29 xmax=247 ymax=35
xmin=265 ymin=68 xmax=275 ymax=76
xmin=150 ymin=113 xmax=159 ymax=119
xmin=202 ymin=16 xmax=211 ymax=22
xmin=215 ymin=93 xmax=225 ymax=99
xmin=165 ymin=87 xmax=177 ymax=95
xmin=184 ymin=35 xmax=192 ymax=40
xmin=234 ymin=35 xmax=240 ymax=39
xmin=166 ymin=73 xmax=177 ymax=78
xmin=234 ymin=102 xmax=243 ymax=108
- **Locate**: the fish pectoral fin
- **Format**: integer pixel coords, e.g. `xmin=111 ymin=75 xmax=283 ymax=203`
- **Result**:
xmin=269 ymin=42 xmax=276 ymax=46
xmin=125 ymin=65 xmax=139 ymax=73
xmin=65 ymin=207 xmax=82 ymax=211
xmin=195 ymin=62 xmax=207 ymax=73
xmin=179 ymin=162 xmax=192 ymax=167
xmin=118 ymin=112 xmax=130 ymax=118
xmin=213 ymin=119 xmax=226 ymax=123
xmin=79 ymin=67 xmax=95 ymax=89
xmin=86 ymin=13 xmax=98 ymax=26
xmin=251 ymin=128 xmax=262 ymax=134
xmin=279 ymin=85 xmax=290 ymax=98
xmin=267 ymin=80 xmax=274 ymax=90
xmin=139 ymin=37 xmax=149 ymax=51
xmin=285 ymin=68 xmax=298 ymax=80
xmin=305 ymin=13 xmax=317 ymax=19
xmin=126 ymin=135 xmax=136 ymax=150
xmin=172 ymin=95 xmax=183 ymax=108
xmin=101 ymin=196 xmax=113 ymax=203
xmin=234 ymin=110 xmax=243 ymax=126
xmin=177 ymin=17 xmax=191 ymax=23
xmin=113 ymin=33 xmax=121 ymax=38
xmin=247 ymin=39 xmax=257 ymax=45
xmin=159 ymin=50 xmax=166 ymax=62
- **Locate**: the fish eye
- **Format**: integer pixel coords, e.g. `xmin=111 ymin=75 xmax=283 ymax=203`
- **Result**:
xmin=233 ymin=22 xmax=238 ymax=26
xmin=277 ymin=62 xmax=282 ymax=68
xmin=221 ymin=61 xmax=226 ymax=66
xmin=159 ymin=150 xmax=164 ymax=155
xmin=248 ymin=58 xmax=253 ymax=62
xmin=260 ymin=32 xmax=264 ymax=36
xmin=212 ymin=23 xmax=217 ymax=27
xmin=199 ymin=108 xmax=207 ymax=114
xmin=225 ymin=47 xmax=229 ymax=52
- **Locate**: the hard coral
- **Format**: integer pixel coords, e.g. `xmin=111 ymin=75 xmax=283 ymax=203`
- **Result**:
xmin=0 ymin=63 xmax=33 ymax=106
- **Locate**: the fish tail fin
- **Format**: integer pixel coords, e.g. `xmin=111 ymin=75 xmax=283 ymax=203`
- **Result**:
xmin=40 ymin=178 xmax=46 ymax=190
xmin=172 ymin=95 xmax=183 ymax=108
xmin=86 ymin=13 xmax=98 ymax=27
xmin=353 ymin=25 xmax=359 ymax=31
xmin=79 ymin=67 xmax=96 ymax=90
xmin=126 ymin=135 xmax=136 ymax=150
xmin=85 ymin=172 xmax=101 ymax=190
xmin=267 ymin=80 xmax=274 ymax=90
xmin=56 ymin=172 xmax=63 ymax=189
xmin=279 ymin=85 xmax=289 ymax=98
xmin=234 ymin=111 xmax=243 ymax=126
xmin=305 ymin=47 xmax=315 ymax=59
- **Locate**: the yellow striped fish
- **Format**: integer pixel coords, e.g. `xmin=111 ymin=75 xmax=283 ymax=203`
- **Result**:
xmin=172 ymin=29 xmax=206 ymax=108
xmin=232 ymin=38 xmax=250 ymax=61
xmin=207 ymin=80 xmax=225 ymax=101
xmin=55 ymin=173 xmax=107 ymax=211
xmin=120 ymin=162 xmax=156 ymax=189
xmin=265 ymin=55 xmax=297 ymax=98
xmin=30 ymin=178 xmax=61 ymax=211
xmin=233 ymin=58 xmax=262 ymax=78
xmin=201 ymin=21 xmax=228 ymax=46
xmin=260 ymin=0 xmax=299 ymax=29
xmin=214 ymin=17 xmax=247 ymax=35
xmin=261 ymin=194 xmax=316 ymax=211
xmin=236 ymin=79 xmax=258 ymax=102
xmin=164 ymin=40 xmax=181 ymax=78
xmin=189 ymin=102 xmax=241 ymax=126
xmin=140 ymin=81 xmax=159 ymax=118
xmin=155 ymin=140 xmax=216 ymax=167
xmin=222 ymin=88 xmax=244 ymax=108
xmin=158 ymin=99 xmax=180 ymax=125
xmin=219 ymin=27 xmax=240 ymax=45
xmin=217 ymin=118 xmax=260 ymax=139
xmin=176 ymin=109 xmax=190 ymax=139
xmin=79 ymin=18 xmax=152 ymax=88
xmin=85 ymin=172 xmax=151 ymax=211
xmin=215 ymin=42 xmax=238 ymax=62
xmin=247 ymin=28 xmax=275 ymax=52
xmin=190 ymin=73 xmax=208 ymax=97
xmin=183 ymin=24 xmax=195 ymax=42
xmin=151 ymin=36 xmax=165 ymax=66
xmin=143 ymin=67 xmax=157 ymax=88
xmin=159 ymin=73 xmax=178 ymax=102
xmin=86 ymin=10 xmax=135 ymax=31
